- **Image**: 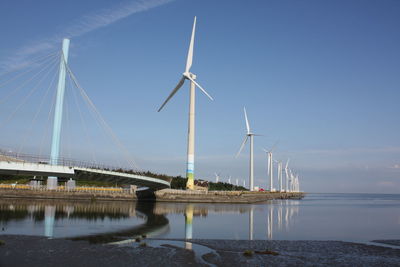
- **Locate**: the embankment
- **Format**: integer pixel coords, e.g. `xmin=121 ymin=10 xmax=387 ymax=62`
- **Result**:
xmin=153 ymin=189 xmax=305 ymax=203
xmin=0 ymin=188 xmax=305 ymax=203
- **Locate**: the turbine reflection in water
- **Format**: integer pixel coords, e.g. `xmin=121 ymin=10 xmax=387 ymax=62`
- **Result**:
xmin=185 ymin=204 xmax=194 ymax=249
xmin=0 ymin=199 xmax=302 ymax=241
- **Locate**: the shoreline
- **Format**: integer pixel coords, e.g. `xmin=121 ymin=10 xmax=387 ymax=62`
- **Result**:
xmin=0 ymin=188 xmax=305 ymax=203
xmin=0 ymin=235 xmax=399 ymax=266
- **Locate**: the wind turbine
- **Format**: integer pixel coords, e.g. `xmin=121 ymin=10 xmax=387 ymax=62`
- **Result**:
xmin=284 ymin=159 xmax=290 ymax=192
xmin=263 ymin=142 xmax=278 ymax=192
xmin=236 ymin=107 xmax=260 ymax=191
xmin=214 ymin=173 xmax=220 ymax=183
xmin=278 ymin=161 xmax=283 ymax=192
xmin=273 ymin=160 xmax=283 ymax=192
xmin=158 ymin=17 xmax=213 ymax=190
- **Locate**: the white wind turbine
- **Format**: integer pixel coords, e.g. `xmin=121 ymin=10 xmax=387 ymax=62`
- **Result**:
xmin=278 ymin=160 xmax=283 ymax=192
xmin=158 ymin=17 xmax=213 ymax=190
xmin=263 ymin=142 xmax=278 ymax=192
xmin=284 ymin=159 xmax=290 ymax=192
xmin=236 ymin=107 xmax=260 ymax=191
xmin=214 ymin=173 xmax=220 ymax=183
xmin=273 ymin=160 xmax=283 ymax=192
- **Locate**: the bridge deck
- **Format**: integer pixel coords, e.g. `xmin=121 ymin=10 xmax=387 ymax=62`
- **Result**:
xmin=0 ymin=161 xmax=170 ymax=190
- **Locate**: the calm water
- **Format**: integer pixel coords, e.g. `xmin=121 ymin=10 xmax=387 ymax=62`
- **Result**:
xmin=0 ymin=193 xmax=399 ymax=242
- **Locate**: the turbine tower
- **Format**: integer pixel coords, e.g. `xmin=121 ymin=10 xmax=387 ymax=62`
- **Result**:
xmin=158 ymin=17 xmax=213 ymax=190
xmin=284 ymin=159 xmax=290 ymax=192
xmin=214 ymin=173 xmax=220 ymax=183
xmin=278 ymin=161 xmax=283 ymax=192
xmin=263 ymin=142 xmax=277 ymax=192
xmin=236 ymin=107 xmax=260 ymax=191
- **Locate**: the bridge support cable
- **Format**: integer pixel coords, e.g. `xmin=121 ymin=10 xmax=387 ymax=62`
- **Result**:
xmin=66 ymin=75 xmax=98 ymax=165
xmin=17 ymin=60 xmax=60 ymax=154
xmin=0 ymin=51 xmax=59 ymax=78
xmin=0 ymin=54 xmax=60 ymax=131
xmin=0 ymin=52 xmax=60 ymax=105
xmin=63 ymin=80 xmax=72 ymax=160
xmin=39 ymin=80 xmax=58 ymax=160
xmin=65 ymin=64 xmax=139 ymax=170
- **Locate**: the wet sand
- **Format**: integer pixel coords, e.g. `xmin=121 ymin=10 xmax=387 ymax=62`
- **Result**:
xmin=0 ymin=235 xmax=399 ymax=266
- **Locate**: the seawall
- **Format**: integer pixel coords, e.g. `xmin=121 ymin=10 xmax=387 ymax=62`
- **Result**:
xmin=0 ymin=188 xmax=305 ymax=203
xmin=153 ymin=189 xmax=305 ymax=203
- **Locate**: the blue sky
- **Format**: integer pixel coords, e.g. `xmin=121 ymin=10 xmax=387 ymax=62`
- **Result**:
xmin=0 ymin=0 xmax=399 ymax=193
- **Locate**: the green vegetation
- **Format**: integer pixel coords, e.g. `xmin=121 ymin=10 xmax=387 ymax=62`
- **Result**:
xmin=0 ymin=240 xmax=5 ymax=246
xmin=170 ymin=176 xmax=188 ymax=189
xmin=170 ymin=176 xmax=248 ymax=191
xmin=0 ymin=170 xmax=248 ymax=191
xmin=243 ymin=250 xmax=254 ymax=257
xmin=255 ymin=250 xmax=279 ymax=256
xmin=0 ymin=175 xmax=31 ymax=184
xmin=208 ymin=181 xmax=247 ymax=191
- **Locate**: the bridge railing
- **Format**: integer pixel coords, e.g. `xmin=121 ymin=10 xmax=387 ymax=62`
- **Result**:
xmin=0 ymin=150 xmax=172 ymax=183
xmin=0 ymin=183 xmax=133 ymax=195
xmin=0 ymin=149 xmax=122 ymax=170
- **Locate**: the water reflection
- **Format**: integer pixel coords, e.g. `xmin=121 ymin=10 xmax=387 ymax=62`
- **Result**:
xmin=1 ymin=194 xmax=398 ymax=241
xmin=0 ymin=199 xmax=302 ymax=241
xmin=185 ymin=204 xmax=193 ymax=249
xmin=266 ymin=200 xmax=299 ymax=240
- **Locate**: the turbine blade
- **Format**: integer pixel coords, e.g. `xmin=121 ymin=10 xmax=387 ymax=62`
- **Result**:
xmin=235 ymin=135 xmax=248 ymax=158
xmin=244 ymin=107 xmax=250 ymax=134
xmin=271 ymin=141 xmax=279 ymax=152
xmin=285 ymin=158 xmax=290 ymax=169
xmin=157 ymin=76 xmax=186 ymax=112
xmin=185 ymin=16 xmax=196 ymax=73
xmin=187 ymin=76 xmax=213 ymax=100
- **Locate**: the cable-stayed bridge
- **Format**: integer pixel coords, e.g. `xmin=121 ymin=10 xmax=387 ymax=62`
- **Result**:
xmin=0 ymin=39 xmax=170 ymax=190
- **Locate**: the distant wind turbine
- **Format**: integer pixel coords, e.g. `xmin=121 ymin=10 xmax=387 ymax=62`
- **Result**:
xmin=214 ymin=173 xmax=220 ymax=183
xmin=263 ymin=142 xmax=278 ymax=192
xmin=236 ymin=107 xmax=261 ymax=191
xmin=284 ymin=159 xmax=290 ymax=192
xmin=158 ymin=17 xmax=213 ymax=190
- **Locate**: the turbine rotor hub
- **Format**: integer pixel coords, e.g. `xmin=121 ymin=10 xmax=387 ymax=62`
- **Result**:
xmin=183 ymin=72 xmax=196 ymax=80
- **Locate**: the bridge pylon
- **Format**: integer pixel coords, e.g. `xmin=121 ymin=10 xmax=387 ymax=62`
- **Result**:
xmin=47 ymin=38 xmax=70 ymax=189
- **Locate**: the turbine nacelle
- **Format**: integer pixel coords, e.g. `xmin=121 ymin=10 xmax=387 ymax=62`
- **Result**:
xmin=183 ymin=72 xmax=196 ymax=80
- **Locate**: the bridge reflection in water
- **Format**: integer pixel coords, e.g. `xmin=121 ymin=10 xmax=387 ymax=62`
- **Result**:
xmin=0 ymin=199 xmax=300 ymax=242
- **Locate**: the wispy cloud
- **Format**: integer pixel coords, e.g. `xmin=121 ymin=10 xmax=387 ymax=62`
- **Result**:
xmin=291 ymin=146 xmax=400 ymax=156
xmin=0 ymin=0 xmax=174 ymax=70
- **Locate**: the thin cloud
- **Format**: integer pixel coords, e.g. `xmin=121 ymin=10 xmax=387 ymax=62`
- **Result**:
xmin=0 ymin=0 xmax=174 ymax=70
xmin=291 ymin=146 xmax=400 ymax=156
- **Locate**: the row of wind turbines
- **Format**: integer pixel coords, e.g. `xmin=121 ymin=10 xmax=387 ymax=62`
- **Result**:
xmin=157 ymin=16 xmax=300 ymax=192
xmin=236 ymin=108 xmax=300 ymax=192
